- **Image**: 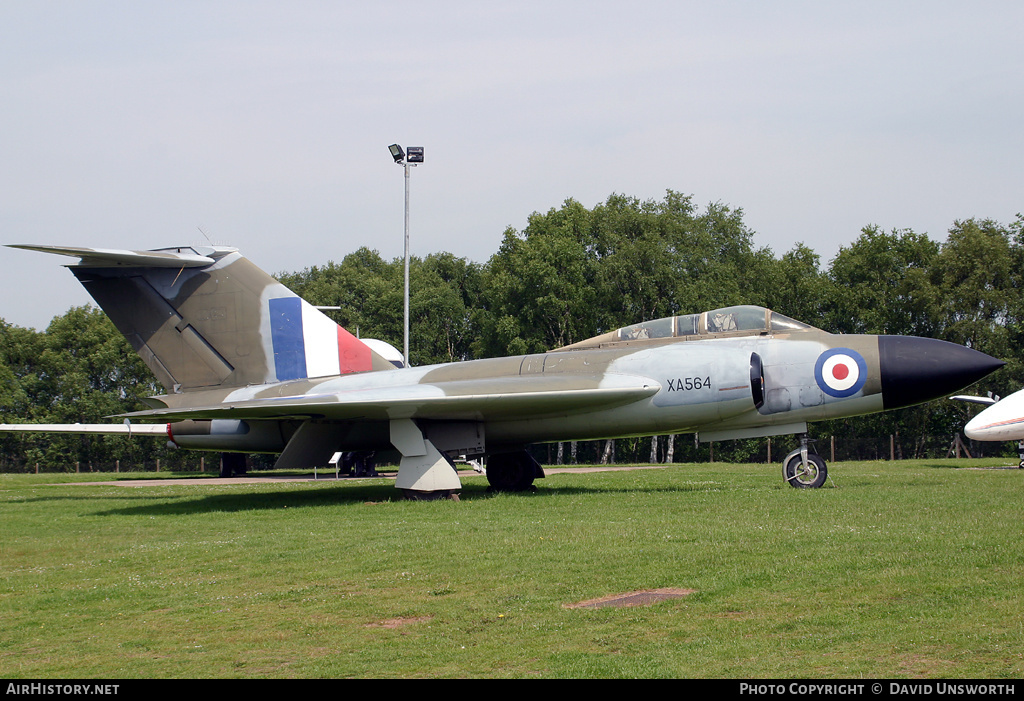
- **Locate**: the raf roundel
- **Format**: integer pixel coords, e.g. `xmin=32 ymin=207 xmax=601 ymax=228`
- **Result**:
xmin=814 ymin=348 xmax=868 ymax=398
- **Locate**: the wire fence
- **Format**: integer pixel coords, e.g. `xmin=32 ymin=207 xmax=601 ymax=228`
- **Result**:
xmin=1 ymin=456 xmax=218 ymax=475
xmin=537 ymin=433 xmax=1015 ymax=466
xmin=2 ymin=433 xmax=1017 ymax=474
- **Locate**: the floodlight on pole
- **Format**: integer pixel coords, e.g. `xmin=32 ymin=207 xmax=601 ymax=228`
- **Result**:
xmin=387 ymin=143 xmax=423 ymax=368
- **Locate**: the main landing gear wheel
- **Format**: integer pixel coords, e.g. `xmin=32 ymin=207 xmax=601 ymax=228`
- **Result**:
xmin=783 ymin=452 xmax=828 ymax=489
xmin=219 ymin=452 xmax=247 ymax=478
xmin=486 ymin=451 xmax=542 ymax=492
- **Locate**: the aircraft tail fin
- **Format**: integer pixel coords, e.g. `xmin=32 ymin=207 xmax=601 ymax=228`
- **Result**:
xmin=9 ymin=244 xmax=400 ymax=393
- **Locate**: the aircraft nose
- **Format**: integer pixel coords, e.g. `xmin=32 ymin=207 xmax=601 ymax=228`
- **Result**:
xmin=879 ymin=336 xmax=1005 ymax=410
xmin=963 ymin=388 xmax=1024 ymax=441
xmin=964 ymin=412 xmax=998 ymax=441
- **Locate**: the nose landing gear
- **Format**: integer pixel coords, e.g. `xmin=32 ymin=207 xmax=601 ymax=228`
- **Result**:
xmin=782 ymin=434 xmax=828 ymax=488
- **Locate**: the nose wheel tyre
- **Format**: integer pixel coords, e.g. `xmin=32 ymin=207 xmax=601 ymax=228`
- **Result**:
xmin=784 ymin=453 xmax=827 ymax=488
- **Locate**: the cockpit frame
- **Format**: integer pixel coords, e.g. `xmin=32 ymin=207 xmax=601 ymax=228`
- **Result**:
xmin=556 ymin=305 xmax=815 ymax=351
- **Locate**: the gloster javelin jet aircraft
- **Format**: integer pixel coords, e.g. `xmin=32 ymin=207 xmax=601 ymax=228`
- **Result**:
xmin=1 ymin=244 xmax=1005 ymax=496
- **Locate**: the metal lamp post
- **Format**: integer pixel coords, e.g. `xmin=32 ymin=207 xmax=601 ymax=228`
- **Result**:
xmin=388 ymin=144 xmax=423 ymax=367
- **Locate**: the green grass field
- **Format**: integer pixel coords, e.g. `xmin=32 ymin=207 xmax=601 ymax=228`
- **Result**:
xmin=1 ymin=459 xmax=1021 ymax=679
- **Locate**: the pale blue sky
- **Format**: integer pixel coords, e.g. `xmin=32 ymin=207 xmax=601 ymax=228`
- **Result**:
xmin=2 ymin=1 xmax=1021 ymax=329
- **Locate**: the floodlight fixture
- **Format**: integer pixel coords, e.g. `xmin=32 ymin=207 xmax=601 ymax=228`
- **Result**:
xmin=387 ymin=141 xmax=425 ymax=367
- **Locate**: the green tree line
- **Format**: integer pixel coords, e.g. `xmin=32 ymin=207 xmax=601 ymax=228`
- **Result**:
xmin=2 ymin=191 xmax=1022 ymax=470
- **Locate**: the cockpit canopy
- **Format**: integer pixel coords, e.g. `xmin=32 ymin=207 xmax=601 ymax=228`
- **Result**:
xmin=557 ymin=305 xmax=815 ymax=351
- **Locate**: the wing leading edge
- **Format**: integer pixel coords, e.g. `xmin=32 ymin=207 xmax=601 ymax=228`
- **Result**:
xmin=0 ymin=423 xmax=169 ymax=435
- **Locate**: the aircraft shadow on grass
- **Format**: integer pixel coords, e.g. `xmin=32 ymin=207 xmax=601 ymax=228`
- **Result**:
xmin=79 ymin=481 xmax=735 ymax=517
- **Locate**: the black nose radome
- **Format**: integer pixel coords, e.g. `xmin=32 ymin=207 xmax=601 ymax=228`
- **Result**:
xmin=879 ymin=336 xmax=1005 ymax=410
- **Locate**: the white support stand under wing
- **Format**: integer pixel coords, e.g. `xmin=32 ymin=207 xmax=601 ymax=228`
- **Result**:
xmin=390 ymin=418 xmax=462 ymax=493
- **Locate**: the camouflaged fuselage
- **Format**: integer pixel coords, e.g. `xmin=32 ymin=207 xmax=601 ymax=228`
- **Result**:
xmin=5 ymin=244 xmax=1005 ymax=467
